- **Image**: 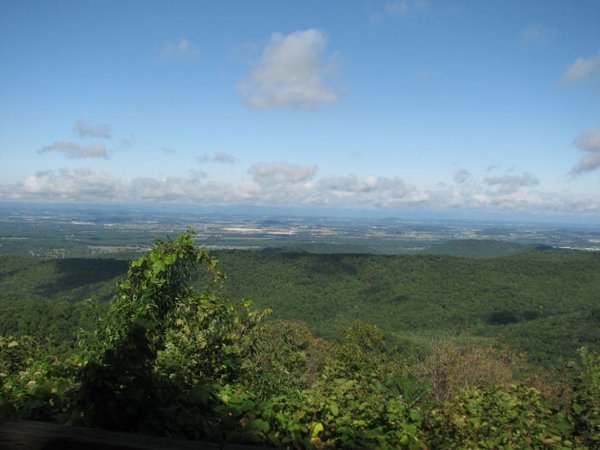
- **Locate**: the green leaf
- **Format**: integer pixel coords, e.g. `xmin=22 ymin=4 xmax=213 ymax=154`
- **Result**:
xmin=330 ymin=401 xmax=339 ymax=416
xmin=311 ymin=422 xmax=324 ymax=439
xmin=250 ymin=419 xmax=270 ymax=434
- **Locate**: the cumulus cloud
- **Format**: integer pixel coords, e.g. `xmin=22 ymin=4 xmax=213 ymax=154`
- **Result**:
xmin=38 ymin=141 xmax=108 ymax=159
xmin=433 ymin=168 xmax=557 ymax=212
xmin=23 ymin=168 xmax=119 ymax=200
xmin=562 ymin=51 xmax=600 ymax=84
xmin=571 ymin=128 xmax=600 ymax=174
xmin=317 ymin=175 xmax=428 ymax=207
xmin=483 ymin=172 xmax=539 ymax=194
xmin=237 ymin=29 xmax=342 ymax=110
xmin=6 ymin=169 xmax=240 ymax=204
xmin=249 ymin=162 xmax=317 ymax=185
xmin=197 ymin=152 xmax=236 ymax=164
xmin=74 ymin=121 xmax=111 ymax=139
xmin=160 ymin=38 xmax=200 ymax=60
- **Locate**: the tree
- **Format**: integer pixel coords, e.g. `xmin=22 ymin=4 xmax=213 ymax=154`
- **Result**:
xmin=76 ymin=230 xmax=265 ymax=436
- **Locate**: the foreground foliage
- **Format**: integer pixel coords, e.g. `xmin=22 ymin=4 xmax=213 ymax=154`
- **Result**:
xmin=1 ymin=231 xmax=598 ymax=448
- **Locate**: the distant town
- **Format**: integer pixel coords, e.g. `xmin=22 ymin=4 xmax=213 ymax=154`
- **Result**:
xmin=1 ymin=202 xmax=599 ymax=258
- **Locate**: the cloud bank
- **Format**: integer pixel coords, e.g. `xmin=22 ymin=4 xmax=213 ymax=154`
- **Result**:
xmin=238 ymin=29 xmax=341 ymax=110
xmin=2 ymin=164 xmax=599 ymax=215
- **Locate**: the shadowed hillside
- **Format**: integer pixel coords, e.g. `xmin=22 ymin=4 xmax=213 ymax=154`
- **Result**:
xmin=419 ymin=239 xmax=544 ymax=258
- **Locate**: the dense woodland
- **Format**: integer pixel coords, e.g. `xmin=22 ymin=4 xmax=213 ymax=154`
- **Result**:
xmin=0 ymin=231 xmax=599 ymax=448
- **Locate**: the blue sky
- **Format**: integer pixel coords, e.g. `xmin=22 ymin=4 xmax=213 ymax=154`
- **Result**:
xmin=1 ymin=0 xmax=599 ymax=219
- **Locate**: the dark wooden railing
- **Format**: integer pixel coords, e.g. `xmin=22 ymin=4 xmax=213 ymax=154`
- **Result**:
xmin=0 ymin=420 xmax=274 ymax=450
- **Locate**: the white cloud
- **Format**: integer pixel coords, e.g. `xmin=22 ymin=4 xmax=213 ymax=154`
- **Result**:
xmin=74 ymin=121 xmax=111 ymax=139
xmin=562 ymin=51 xmax=600 ymax=84
xmin=317 ymin=174 xmax=428 ymax=208
xmin=38 ymin=141 xmax=108 ymax=159
xmin=23 ymin=168 xmax=119 ymax=200
xmin=237 ymin=29 xmax=342 ymax=110
xmin=434 ymin=168 xmax=581 ymax=213
xmin=197 ymin=152 xmax=236 ymax=164
xmin=160 ymin=38 xmax=200 ymax=61
xmin=571 ymin=128 xmax=600 ymax=174
xmin=483 ymin=172 xmax=540 ymax=194
xmin=249 ymin=162 xmax=317 ymax=185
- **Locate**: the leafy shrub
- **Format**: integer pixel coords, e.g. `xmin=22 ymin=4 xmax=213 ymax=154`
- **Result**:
xmin=568 ymin=348 xmax=600 ymax=447
xmin=234 ymin=373 xmax=425 ymax=449
xmin=0 ymin=335 xmax=77 ymax=421
xmin=240 ymin=319 xmax=329 ymax=399
xmin=427 ymin=384 xmax=573 ymax=449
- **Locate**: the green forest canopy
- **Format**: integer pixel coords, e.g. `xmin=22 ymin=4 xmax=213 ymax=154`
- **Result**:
xmin=2 ymin=242 xmax=598 ymax=365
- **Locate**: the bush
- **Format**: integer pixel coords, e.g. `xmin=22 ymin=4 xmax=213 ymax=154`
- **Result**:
xmin=427 ymin=384 xmax=572 ymax=449
xmin=236 ymin=373 xmax=425 ymax=449
xmin=568 ymin=348 xmax=600 ymax=447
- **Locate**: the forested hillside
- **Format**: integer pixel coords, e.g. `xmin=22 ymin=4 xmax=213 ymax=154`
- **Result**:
xmin=214 ymin=248 xmax=600 ymax=364
xmin=0 ymin=256 xmax=125 ymax=345
xmin=1 ymin=244 xmax=599 ymax=365
xmin=1 ymin=232 xmax=598 ymax=448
